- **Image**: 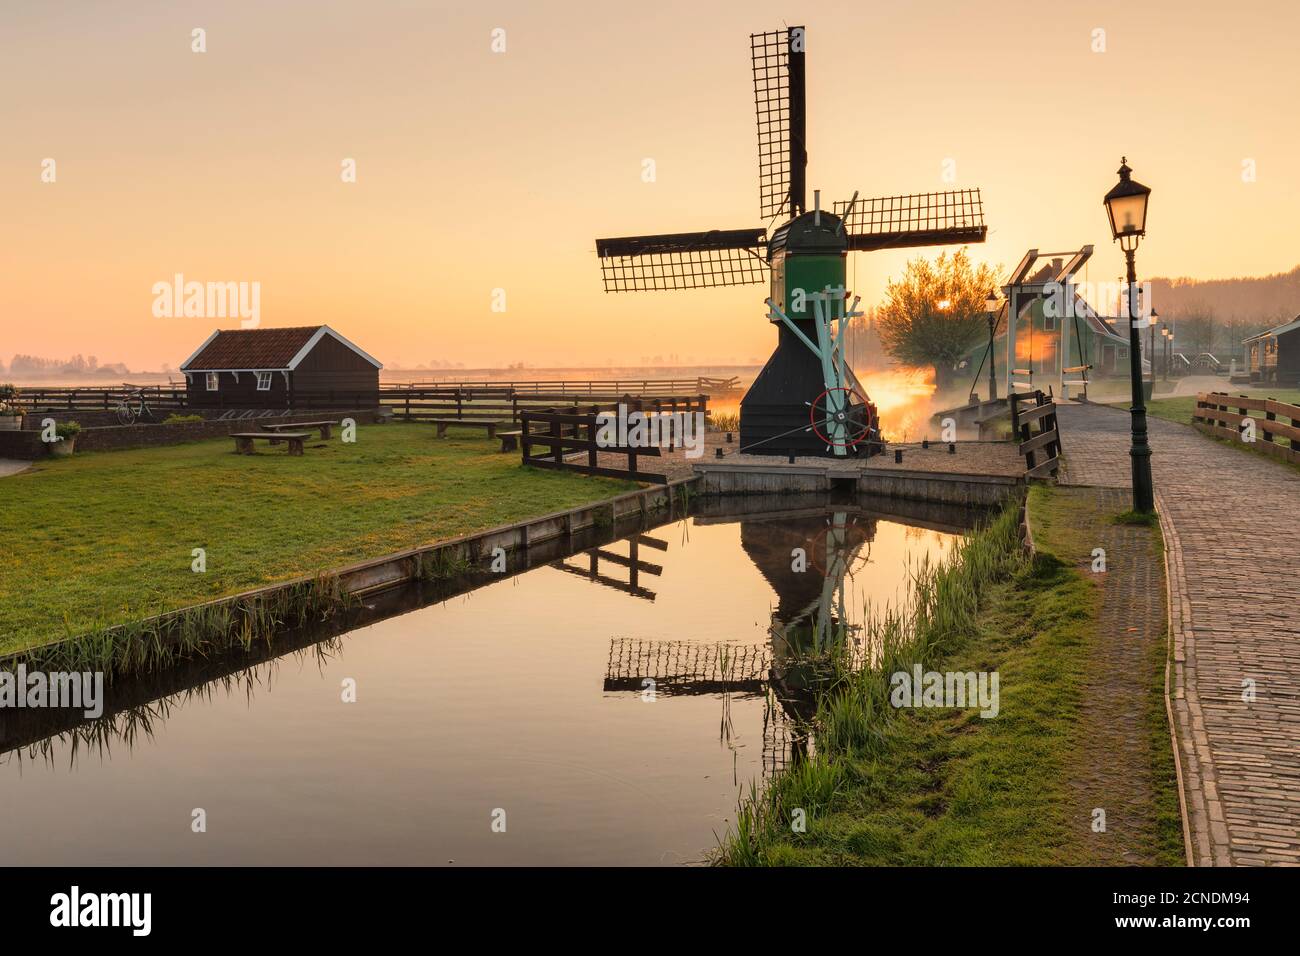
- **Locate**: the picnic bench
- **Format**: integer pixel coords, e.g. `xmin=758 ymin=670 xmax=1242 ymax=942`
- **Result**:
xmin=431 ymin=418 xmax=505 ymax=439
xmin=499 ymin=430 xmax=522 ymax=453
xmin=231 ymin=431 xmax=313 ymax=456
xmin=264 ymin=420 xmax=337 ymax=440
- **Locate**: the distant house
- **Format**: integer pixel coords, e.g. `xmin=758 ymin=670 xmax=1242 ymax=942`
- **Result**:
xmin=1244 ymin=316 xmax=1300 ymax=386
xmin=1011 ymin=264 xmax=1135 ymax=378
xmin=958 ymin=250 xmax=1135 ymax=396
xmin=179 ymin=325 xmax=381 ymax=409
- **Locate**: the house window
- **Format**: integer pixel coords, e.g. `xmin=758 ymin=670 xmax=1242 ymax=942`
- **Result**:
xmin=256 ymin=371 xmax=273 ymax=391
xmin=206 ymin=372 xmax=219 ymax=391
xmin=1043 ymin=313 xmax=1057 ymax=332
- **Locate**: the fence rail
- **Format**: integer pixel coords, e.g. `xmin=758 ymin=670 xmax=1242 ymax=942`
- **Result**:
xmin=11 ymin=378 xmax=736 ymax=417
xmin=13 ymin=385 xmax=188 ymax=412
xmin=519 ymin=396 xmax=708 ymax=484
xmin=1009 ymin=389 xmax=1062 ymax=478
xmin=1192 ymin=391 xmax=1300 ymax=465
xmin=386 ymin=376 xmax=740 ymax=396
xmin=383 ymin=388 xmax=711 ymax=426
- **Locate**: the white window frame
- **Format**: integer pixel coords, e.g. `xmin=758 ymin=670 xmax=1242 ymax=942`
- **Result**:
xmin=206 ymin=372 xmax=219 ymax=392
xmin=256 ymin=371 xmax=273 ymax=391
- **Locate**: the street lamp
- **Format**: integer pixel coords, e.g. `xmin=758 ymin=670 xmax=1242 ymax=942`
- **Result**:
xmin=1103 ymin=157 xmax=1155 ymax=513
xmin=1154 ymin=306 xmax=1164 ymax=382
xmin=984 ymin=289 xmax=1001 ymax=401
xmin=1162 ymin=327 xmax=1173 ymax=382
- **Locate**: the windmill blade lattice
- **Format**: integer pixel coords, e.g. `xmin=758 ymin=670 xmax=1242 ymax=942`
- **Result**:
xmin=595 ymin=229 xmax=768 ymax=292
xmin=835 ymin=189 xmax=987 ymax=251
xmin=750 ymin=27 xmax=806 ymax=220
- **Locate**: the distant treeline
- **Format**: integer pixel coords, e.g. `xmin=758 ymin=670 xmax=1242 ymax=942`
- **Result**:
xmin=1149 ymin=265 xmax=1300 ymax=359
xmin=3 ymin=353 xmax=131 ymax=378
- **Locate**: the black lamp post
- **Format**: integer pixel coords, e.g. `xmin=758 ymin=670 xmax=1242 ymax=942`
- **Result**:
xmin=1103 ymin=157 xmax=1155 ymax=513
xmin=984 ymin=289 xmax=1001 ymax=401
xmin=1154 ymin=310 xmax=1164 ymax=385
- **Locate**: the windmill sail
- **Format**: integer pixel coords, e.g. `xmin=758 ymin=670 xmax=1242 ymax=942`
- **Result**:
xmin=751 ymin=26 xmax=807 ymax=220
xmin=595 ymin=229 xmax=768 ymax=292
xmin=834 ymin=189 xmax=987 ymax=251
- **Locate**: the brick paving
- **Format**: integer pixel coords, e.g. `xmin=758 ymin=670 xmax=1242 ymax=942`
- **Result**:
xmin=1058 ymin=401 xmax=1300 ymax=866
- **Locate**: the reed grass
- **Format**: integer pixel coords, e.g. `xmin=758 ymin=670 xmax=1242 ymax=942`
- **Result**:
xmin=12 ymin=574 xmax=355 ymax=681
xmin=708 ymin=411 xmax=740 ymax=433
xmin=714 ymin=500 xmax=1026 ymax=864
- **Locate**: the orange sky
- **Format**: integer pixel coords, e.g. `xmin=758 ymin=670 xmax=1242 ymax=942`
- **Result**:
xmin=3 ymin=0 xmax=1298 ymax=371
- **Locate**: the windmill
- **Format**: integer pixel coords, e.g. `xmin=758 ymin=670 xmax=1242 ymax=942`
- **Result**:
xmin=595 ymin=24 xmax=989 ymax=458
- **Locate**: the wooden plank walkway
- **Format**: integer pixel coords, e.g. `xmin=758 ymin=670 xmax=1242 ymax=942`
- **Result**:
xmin=1057 ymin=401 xmax=1300 ymax=866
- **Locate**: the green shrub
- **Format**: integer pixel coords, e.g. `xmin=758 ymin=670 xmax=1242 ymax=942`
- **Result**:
xmin=0 ymin=383 xmax=19 ymax=415
xmin=55 ymin=420 xmax=82 ymax=440
xmin=163 ymin=413 xmax=204 ymax=424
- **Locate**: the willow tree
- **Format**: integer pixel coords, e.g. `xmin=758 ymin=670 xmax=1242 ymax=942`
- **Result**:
xmin=876 ymin=249 xmax=1000 ymax=391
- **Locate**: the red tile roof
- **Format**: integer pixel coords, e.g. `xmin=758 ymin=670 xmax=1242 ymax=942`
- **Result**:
xmin=182 ymin=326 xmax=322 ymax=370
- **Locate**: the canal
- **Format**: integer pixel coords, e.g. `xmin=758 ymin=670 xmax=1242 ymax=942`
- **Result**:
xmin=0 ymin=495 xmax=981 ymax=865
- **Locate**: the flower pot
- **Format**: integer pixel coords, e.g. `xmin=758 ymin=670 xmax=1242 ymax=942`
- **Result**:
xmin=0 ymin=414 xmax=21 ymax=431
xmin=50 ymin=437 xmax=75 ymax=457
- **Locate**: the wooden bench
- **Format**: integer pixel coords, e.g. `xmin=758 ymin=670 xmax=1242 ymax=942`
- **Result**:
xmin=431 ymin=418 xmax=505 ymax=439
xmin=231 ymin=431 xmax=313 ymax=456
xmin=264 ymin=420 xmax=336 ymax=440
xmin=499 ymin=430 xmax=522 ymax=453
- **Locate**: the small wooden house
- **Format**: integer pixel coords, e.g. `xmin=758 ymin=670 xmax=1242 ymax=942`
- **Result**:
xmin=1244 ymin=317 xmax=1300 ymax=386
xmin=180 ymin=325 xmax=381 ymax=409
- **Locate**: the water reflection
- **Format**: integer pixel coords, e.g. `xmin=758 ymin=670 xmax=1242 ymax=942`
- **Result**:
xmin=0 ymin=493 xmax=981 ymax=865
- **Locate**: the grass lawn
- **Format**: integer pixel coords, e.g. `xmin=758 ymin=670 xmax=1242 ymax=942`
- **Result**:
xmin=0 ymin=423 xmax=636 ymax=654
xmin=718 ymin=486 xmax=1181 ymax=866
xmin=1114 ymin=386 xmax=1300 ymax=426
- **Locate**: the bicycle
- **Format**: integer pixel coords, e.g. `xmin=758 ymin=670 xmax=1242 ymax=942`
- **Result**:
xmin=114 ymin=385 xmax=157 ymax=425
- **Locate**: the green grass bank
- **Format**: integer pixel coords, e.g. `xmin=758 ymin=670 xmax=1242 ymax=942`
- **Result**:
xmin=716 ymin=485 xmax=1182 ymax=866
xmin=0 ymin=423 xmax=635 ymax=655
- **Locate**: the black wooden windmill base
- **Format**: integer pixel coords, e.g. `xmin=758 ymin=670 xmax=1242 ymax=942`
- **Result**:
xmin=741 ymin=334 xmax=879 ymax=458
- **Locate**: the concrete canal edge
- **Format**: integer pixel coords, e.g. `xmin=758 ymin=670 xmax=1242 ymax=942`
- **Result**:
xmin=692 ymin=460 xmax=1023 ymax=506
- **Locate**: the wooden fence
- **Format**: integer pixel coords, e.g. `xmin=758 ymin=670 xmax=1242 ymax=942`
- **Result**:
xmin=386 ymin=387 xmax=710 ymax=427
xmin=1009 ymin=389 xmax=1062 ymax=478
xmin=14 ymin=384 xmax=188 ymax=412
xmin=520 ymin=396 xmax=709 ymax=484
xmin=1192 ymin=392 xmax=1300 ymax=466
xmin=11 ymin=380 xmax=733 ymax=419
xmin=391 ymin=376 xmax=740 ymax=396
